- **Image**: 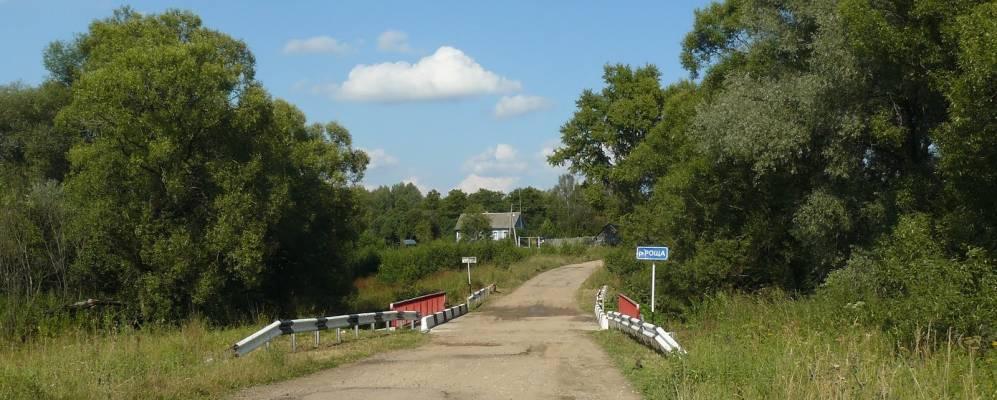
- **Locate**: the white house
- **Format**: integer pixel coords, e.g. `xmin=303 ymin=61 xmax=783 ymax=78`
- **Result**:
xmin=454 ymin=212 xmax=525 ymax=242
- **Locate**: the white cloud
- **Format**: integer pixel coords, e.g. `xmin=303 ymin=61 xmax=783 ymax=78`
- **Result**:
xmin=463 ymin=144 xmax=527 ymax=175
xmin=456 ymin=174 xmax=519 ymax=193
xmin=283 ymin=36 xmax=352 ymax=55
xmin=493 ymin=95 xmax=553 ymax=119
xmin=361 ymin=148 xmax=398 ymax=169
xmin=377 ymin=30 xmax=413 ymax=53
xmin=335 ymin=46 xmax=521 ymax=102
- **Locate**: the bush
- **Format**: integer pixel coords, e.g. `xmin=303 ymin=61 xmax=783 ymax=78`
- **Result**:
xmin=376 ymin=240 xmax=528 ymax=284
xmin=821 ymin=214 xmax=997 ymax=345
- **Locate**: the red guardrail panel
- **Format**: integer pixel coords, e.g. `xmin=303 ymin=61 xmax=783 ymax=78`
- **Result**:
xmin=389 ymin=291 xmax=446 ymax=327
xmin=618 ymin=293 xmax=640 ymax=318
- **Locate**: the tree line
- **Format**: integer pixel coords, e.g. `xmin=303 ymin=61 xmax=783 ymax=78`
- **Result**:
xmin=355 ymin=173 xmax=604 ymax=246
xmin=552 ymin=0 xmax=995 ymax=344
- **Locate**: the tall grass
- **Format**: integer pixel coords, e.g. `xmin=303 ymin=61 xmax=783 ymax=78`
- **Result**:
xmin=0 ymin=318 xmax=425 ymax=399
xmin=586 ymin=289 xmax=997 ymax=399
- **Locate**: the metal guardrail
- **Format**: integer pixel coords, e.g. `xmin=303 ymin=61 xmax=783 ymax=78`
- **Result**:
xmin=605 ymin=311 xmax=685 ymax=354
xmin=233 ymin=283 xmax=499 ymax=356
xmin=594 ymin=285 xmax=685 ymax=354
xmin=421 ymin=284 xmax=496 ymax=332
xmin=232 ymin=310 xmax=420 ymax=357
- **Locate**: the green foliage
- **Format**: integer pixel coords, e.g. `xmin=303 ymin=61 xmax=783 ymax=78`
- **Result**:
xmin=822 ymin=214 xmax=997 ymax=344
xmin=376 ymin=240 xmax=527 ymax=284
xmin=566 ymin=0 xmax=997 ymax=347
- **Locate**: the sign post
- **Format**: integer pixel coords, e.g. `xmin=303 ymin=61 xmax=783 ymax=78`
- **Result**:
xmin=636 ymin=246 xmax=669 ymax=313
xmin=461 ymin=257 xmax=477 ymax=297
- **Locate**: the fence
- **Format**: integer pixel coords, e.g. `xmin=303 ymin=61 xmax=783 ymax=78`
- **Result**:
xmin=389 ymin=291 xmax=446 ymax=328
xmin=594 ymin=285 xmax=685 ymax=354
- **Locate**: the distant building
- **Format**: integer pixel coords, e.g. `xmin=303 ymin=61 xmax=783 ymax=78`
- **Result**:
xmin=402 ymin=239 xmax=417 ymax=246
xmin=454 ymin=212 xmax=525 ymax=242
xmin=594 ymin=223 xmax=620 ymax=246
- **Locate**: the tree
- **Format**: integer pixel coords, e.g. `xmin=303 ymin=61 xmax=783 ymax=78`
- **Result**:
xmin=548 ymin=64 xmax=667 ymax=214
xmin=459 ymin=204 xmax=491 ymax=242
xmin=54 ymin=8 xmax=366 ymax=320
xmin=467 ymin=188 xmax=506 ymax=212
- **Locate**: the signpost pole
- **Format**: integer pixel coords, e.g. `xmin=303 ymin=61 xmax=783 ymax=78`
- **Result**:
xmin=651 ymin=263 xmax=657 ymax=314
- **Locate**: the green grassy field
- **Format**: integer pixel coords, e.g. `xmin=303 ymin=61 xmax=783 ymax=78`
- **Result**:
xmin=582 ymin=269 xmax=997 ymax=399
xmin=0 ymin=248 xmax=604 ymax=400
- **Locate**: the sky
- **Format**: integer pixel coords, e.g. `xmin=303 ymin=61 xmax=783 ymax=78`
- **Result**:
xmin=0 ymin=0 xmax=712 ymax=193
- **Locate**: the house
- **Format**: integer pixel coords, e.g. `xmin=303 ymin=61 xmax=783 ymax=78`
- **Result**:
xmin=594 ymin=223 xmax=620 ymax=246
xmin=454 ymin=212 xmax=525 ymax=242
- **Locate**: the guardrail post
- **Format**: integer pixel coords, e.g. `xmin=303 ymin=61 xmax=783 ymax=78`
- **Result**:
xmin=336 ymin=327 xmax=342 ymax=343
xmin=314 ymin=331 xmax=320 ymax=347
xmin=353 ymin=325 xmax=359 ymax=338
xmin=290 ymin=334 xmax=297 ymax=352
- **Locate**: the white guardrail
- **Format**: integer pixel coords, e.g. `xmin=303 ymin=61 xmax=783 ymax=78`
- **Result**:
xmin=233 ymin=284 xmax=498 ymax=357
xmin=421 ymin=284 xmax=496 ymax=332
xmin=594 ymin=285 xmax=685 ymax=354
xmin=232 ymin=311 xmax=419 ymax=357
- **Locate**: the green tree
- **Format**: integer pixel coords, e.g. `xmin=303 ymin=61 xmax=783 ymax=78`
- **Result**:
xmin=548 ymin=64 xmax=667 ymax=215
xmin=55 ymin=8 xmax=366 ymax=320
xmin=459 ymin=204 xmax=492 ymax=242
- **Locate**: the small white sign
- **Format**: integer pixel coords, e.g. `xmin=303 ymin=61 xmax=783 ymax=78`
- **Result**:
xmin=461 ymin=257 xmax=477 ymax=264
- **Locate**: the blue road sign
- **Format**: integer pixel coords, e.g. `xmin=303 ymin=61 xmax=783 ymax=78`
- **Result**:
xmin=636 ymin=246 xmax=669 ymax=261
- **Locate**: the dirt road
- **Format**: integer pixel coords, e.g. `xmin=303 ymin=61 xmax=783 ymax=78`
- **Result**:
xmin=234 ymin=260 xmax=638 ymax=400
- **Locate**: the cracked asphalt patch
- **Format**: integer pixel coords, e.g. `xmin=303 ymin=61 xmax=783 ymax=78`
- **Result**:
xmin=232 ymin=260 xmax=639 ymax=400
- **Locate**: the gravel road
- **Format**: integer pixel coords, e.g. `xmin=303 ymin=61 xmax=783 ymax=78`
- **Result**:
xmin=234 ymin=260 xmax=639 ymax=400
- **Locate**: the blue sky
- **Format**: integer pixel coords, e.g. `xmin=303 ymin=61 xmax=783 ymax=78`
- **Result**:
xmin=0 ymin=0 xmax=712 ymax=193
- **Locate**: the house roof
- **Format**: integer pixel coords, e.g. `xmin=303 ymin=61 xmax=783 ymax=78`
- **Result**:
xmin=454 ymin=212 xmax=523 ymax=231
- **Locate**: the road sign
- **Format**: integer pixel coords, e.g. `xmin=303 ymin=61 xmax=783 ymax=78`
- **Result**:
xmin=461 ymin=257 xmax=477 ymax=264
xmin=636 ymin=246 xmax=669 ymax=261
xmin=636 ymin=246 xmax=669 ymax=313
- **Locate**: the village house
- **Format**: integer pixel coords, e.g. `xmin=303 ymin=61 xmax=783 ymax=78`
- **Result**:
xmin=454 ymin=212 xmax=525 ymax=242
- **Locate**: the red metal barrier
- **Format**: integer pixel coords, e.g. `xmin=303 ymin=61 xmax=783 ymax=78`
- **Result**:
xmin=618 ymin=293 xmax=640 ymax=318
xmin=389 ymin=291 xmax=446 ymax=328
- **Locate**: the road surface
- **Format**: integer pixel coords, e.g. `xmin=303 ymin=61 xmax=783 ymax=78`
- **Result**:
xmin=234 ymin=260 xmax=638 ymax=400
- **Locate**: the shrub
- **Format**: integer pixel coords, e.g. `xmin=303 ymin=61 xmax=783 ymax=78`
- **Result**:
xmin=821 ymin=213 xmax=997 ymax=345
xmin=376 ymin=240 xmax=527 ymax=284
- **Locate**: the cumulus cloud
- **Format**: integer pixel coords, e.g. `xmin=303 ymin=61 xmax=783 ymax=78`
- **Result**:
xmin=361 ymin=148 xmax=398 ymax=169
xmin=493 ymin=95 xmax=553 ymax=119
xmin=283 ymin=36 xmax=352 ymax=55
xmin=462 ymin=144 xmax=527 ymax=175
xmin=456 ymin=174 xmax=519 ymax=193
xmin=335 ymin=46 xmax=521 ymax=102
xmin=377 ymin=30 xmax=413 ymax=53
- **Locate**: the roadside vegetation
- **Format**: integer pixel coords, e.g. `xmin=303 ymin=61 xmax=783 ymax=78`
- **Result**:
xmin=557 ymin=2 xmax=995 ymax=395
xmin=0 ymin=319 xmax=425 ymax=399
xmin=581 ymin=269 xmax=996 ymax=399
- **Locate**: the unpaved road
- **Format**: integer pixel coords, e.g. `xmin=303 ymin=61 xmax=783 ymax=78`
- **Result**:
xmin=234 ymin=260 xmax=639 ymax=400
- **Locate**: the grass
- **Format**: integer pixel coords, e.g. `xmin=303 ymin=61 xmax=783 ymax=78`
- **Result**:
xmin=349 ymin=246 xmax=609 ymax=312
xmin=0 ymin=319 xmax=425 ymax=399
xmin=583 ymin=268 xmax=997 ymax=399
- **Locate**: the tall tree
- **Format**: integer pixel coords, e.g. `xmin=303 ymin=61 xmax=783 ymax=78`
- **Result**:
xmin=55 ymin=8 xmax=367 ymax=319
